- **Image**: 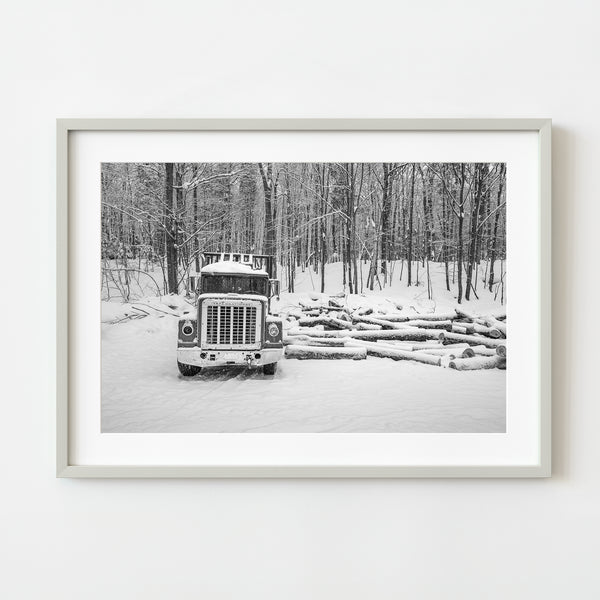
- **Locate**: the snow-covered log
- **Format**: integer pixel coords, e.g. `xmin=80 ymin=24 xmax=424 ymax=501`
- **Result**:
xmin=406 ymin=319 xmax=453 ymax=330
xmin=375 ymin=341 xmax=415 ymax=352
xmin=284 ymin=336 xmax=348 ymax=347
xmin=352 ymin=315 xmax=404 ymax=330
xmin=345 ymin=340 xmax=441 ymax=366
xmin=285 ymin=345 xmax=367 ymax=360
xmin=403 ymin=311 xmax=459 ymax=322
xmin=328 ymin=298 xmax=345 ymax=309
xmin=327 ymin=316 xmax=355 ymax=329
xmin=287 ymin=328 xmax=344 ymax=338
xmin=472 ymin=323 xmax=502 ymax=338
xmin=496 ymin=344 xmax=507 ymax=358
xmin=354 ymin=306 xmax=374 ymax=316
xmin=455 ymin=308 xmax=478 ymax=321
xmin=417 ymin=346 xmax=475 ymax=358
xmin=347 ymin=328 xmax=446 ymax=342
xmin=297 ymin=316 xmax=353 ymax=330
xmin=481 ymin=317 xmax=507 ymax=337
xmin=301 ymin=309 xmax=322 ymax=317
xmin=449 ymin=356 xmax=506 ymax=370
xmin=319 ymin=305 xmax=351 ymax=315
xmin=298 ymin=299 xmax=321 ymax=310
xmin=469 ymin=345 xmax=497 ymax=356
xmin=442 ymin=332 xmax=505 ymax=349
xmin=451 ymin=324 xmax=471 ymax=335
xmin=378 ymin=313 xmax=411 ymax=323
xmin=407 ymin=342 xmax=469 ymax=350
xmin=355 ymin=322 xmax=382 ymax=331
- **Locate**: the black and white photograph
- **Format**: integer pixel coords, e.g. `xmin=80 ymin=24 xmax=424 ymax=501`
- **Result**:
xmin=101 ymin=161 xmax=507 ymax=433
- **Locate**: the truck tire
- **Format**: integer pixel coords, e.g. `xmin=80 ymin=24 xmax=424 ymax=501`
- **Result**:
xmin=178 ymin=361 xmax=202 ymax=377
xmin=263 ymin=362 xmax=277 ymax=375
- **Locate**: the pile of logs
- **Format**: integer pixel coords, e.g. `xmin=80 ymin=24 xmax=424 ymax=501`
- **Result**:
xmin=283 ymin=298 xmax=506 ymax=370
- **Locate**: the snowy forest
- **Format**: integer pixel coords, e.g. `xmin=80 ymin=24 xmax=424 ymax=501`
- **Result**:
xmin=101 ymin=162 xmax=507 ymax=305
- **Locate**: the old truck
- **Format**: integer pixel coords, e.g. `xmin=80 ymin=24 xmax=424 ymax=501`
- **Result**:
xmin=176 ymin=252 xmax=284 ymax=376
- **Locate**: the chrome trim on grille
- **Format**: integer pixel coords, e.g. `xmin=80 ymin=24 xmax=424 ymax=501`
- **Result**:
xmin=201 ymin=299 xmax=262 ymax=349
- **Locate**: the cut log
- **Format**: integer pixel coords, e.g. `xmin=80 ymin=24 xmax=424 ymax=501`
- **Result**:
xmin=469 ymin=345 xmax=497 ymax=357
xmin=449 ymin=356 xmax=506 ymax=370
xmin=355 ymin=322 xmax=382 ymax=331
xmin=298 ymin=299 xmax=321 ymax=310
xmin=352 ymin=315 xmax=404 ymax=330
xmin=442 ymin=332 xmax=505 ymax=349
xmin=327 ymin=316 xmax=355 ymax=330
xmin=354 ymin=306 xmax=374 ymax=316
xmin=451 ymin=325 xmax=469 ymax=335
xmin=416 ymin=346 xmax=475 ymax=359
xmin=472 ymin=323 xmax=502 ymax=338
xmin=284 ymin=336 xmax=347 ymax=347
xmin=408 ymin=342 xmax=469 ymax=350
xmin=347 ymin=328 xmax=446 ymax=342
xmin=402 ymin=311 xmax=458 ymax=322
xmin=406 ymin=319 xmax=453 ymax=330
xmin=378 ymin=313 xmax=411 ymax=322
xmin=297 ymin=316 xmax=353 ymax=330
xmin=481 ymin=316 xmax=507 ymax=337
xmin=345 ymin=340 xmax=441 ymax=366
xmin=496 ymin=344 xmax=507 ymax=358
xmin=285 ymin=344 xmax=366 ymax=360
xmin=455 ymin=308 xmax=478 ymax=321
xmin=318 ymin=305 xmax=351 ymax=315
xmin=287 ymin=328 xmax=344 ymax=338
xmin=373 ymin=340 xmax=415 ymax=351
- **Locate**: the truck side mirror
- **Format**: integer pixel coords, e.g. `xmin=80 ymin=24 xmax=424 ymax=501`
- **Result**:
xmin=269 ymin=279 xmax=280 ymax=299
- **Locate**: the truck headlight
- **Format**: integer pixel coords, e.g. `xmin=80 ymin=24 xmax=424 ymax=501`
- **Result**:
xmin=268 ymin=323 xmax=280 ymax=337
xmin=182 ymin=321 xmax=194 ymax=336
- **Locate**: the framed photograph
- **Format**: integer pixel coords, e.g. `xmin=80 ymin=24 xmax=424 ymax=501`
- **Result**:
xmin=57 ymin=118 xmax=551 ymax=477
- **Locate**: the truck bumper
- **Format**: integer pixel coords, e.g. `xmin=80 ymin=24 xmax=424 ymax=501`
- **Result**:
xmin=177 ymin=347 xmax=283 ymax=368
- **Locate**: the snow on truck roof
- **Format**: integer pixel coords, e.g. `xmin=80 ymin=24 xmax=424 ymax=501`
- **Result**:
xmin=200 ymin=260 xmax=269 ymax=276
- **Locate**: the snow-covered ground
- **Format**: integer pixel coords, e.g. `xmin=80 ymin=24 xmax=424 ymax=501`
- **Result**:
xmin=101 ymin=261 xmax=506 ymax=433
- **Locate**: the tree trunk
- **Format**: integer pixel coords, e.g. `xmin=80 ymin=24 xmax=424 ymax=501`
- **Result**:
xmin=380 ymin=163 xmax=393 ymax=282
xmin=456 ymin=164 xmax=465 ymax=303
xmin=164 ymin=163 xmax=178 ymax=294
xmin=489 ymin=163 xmax=505 ymax=291
xmin=407 ymin=164 xmax=416 ymax=286
xmin=258 ymin=163 xmax=277 ymax=277
xmin=465 ymin=164 xmax=483 ymax=301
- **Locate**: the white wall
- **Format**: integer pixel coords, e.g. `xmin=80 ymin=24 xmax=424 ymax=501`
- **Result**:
xmin=2 ymin=1 xmax=599 ymax=598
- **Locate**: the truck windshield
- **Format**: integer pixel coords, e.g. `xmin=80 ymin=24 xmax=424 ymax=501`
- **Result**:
xmin=202 ymin=275 xmax=268 ymax=296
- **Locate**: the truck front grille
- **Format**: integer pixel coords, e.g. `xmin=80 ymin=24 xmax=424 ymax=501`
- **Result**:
xmin=204 ymin=304 xmax=259 ymax=347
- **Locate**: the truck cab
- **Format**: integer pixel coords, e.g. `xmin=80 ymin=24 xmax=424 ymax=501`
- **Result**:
xmin=177 ymin=253 xmax=283 ymax=376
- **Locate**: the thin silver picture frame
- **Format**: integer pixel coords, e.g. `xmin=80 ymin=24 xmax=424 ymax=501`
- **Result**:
xmin=56 ymin=118 xmax=551 ymax=478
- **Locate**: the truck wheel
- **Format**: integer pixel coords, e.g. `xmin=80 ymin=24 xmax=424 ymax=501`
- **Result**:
xmin=263 ymin=362 xmax=277 ymax=375
xmin=178 ymin=361 xmax=202 ymax=377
